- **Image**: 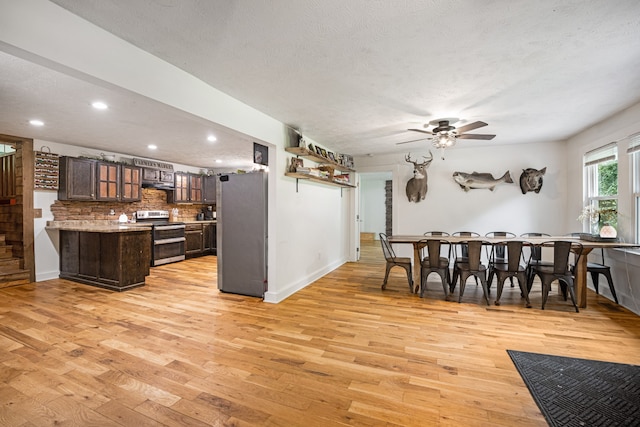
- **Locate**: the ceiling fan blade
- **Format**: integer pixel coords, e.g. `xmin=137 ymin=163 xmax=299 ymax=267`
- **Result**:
xmin=455 ymin=121 xmax=487 ymax=134
xmin=408 ymin=128 xmax=434 ymax=135
xmin=456 ymin=133 xmax=496 ymax=140
xmin=396 ymin=137 xmax=432 ymax=145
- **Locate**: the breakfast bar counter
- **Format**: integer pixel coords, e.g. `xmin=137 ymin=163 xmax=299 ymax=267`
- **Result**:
xmin=47 ymin=221 xmax=152 ymax=291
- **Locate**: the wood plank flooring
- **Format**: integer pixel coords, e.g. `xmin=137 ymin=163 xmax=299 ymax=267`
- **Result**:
xmin=0 ymin=242 xmax=639 ymax=426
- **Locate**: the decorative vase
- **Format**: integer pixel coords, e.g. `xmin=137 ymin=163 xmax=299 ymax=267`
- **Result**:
xmin=599 ymin=225 xmax=617 ymax=238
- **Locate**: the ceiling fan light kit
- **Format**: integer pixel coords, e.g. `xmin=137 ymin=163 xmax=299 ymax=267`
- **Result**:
xmin=399 ymin=118 xmax=496 ymax=159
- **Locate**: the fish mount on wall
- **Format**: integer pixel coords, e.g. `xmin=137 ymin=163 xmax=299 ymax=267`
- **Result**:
xmin=452 ymin=171 xmax=513 ymax=192
xmin=519 ymin=167 xmax=546 ymax=194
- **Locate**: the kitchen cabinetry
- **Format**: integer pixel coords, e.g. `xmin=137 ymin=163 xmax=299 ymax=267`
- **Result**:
xmin=59 ymin=229 xmax=151 ymax=291
xmin=96 ymin=161 xmax=119 ymax=201
xmin=202 ymin=175 xmax=217 ymax=203
xmin=204 ymin=222 xmax=216 ymax=255
xmin=172 ymin=172 xmax=199 ymax=203
xmin=58 ymin=156 xmax=96 ymax=200
xmin=185 ymin=222 xmax=216 ymax=257
xmin=58 ymin=156 xmax=141 ymax=202
xmin=284 ymin=147 xmax=356 ymax=189
xmin=189 ymin=174 xmax=202 ymax=202
xmin=170 ymin=172 xmax=204 ymax=203
xmin=120 ymin=164 xmax=142 ymax=201
xmin=185 ymin=223 xmax=204 ymax=256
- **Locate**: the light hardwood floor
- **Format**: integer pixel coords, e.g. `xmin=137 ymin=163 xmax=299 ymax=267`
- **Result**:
xmin=0 ymin=242 xmax=639 ymax=426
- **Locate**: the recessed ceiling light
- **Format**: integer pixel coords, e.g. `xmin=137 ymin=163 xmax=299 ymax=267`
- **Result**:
xmin=29 ymin=119 xmax=44 ymax=126
xmin=215 ymin=159 xmax=222 ymax=163
xmin=207 ymin=135 xmax=217 ymax=142
xmin=148 ymin=144 xmax=157 ymax=150
xmin=92 ymin=101 xmax=108 ymax=110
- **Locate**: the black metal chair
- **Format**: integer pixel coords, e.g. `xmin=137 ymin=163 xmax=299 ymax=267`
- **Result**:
xmin=423 ymin=231 xmax=450 ymax=237
xmin=485 ymin=231 xmax=516 ymax=287
xmin=489 ymin=240 xmax=531 ymax=308
xmin=418 ymin=238 xmax=451 ymax=300
xmin=379 ymin=233 xmax=413 ymax=292
xmin=521 ymin=232 xmax=552 ymax=286
xmin=451 ymin=240 xmax=490 ymax=305
xmin=527 ymin=240 xmax=583 ymax=312
xmin=583 ymin=248 xmax=619 ymax=304
xmin=452 ymin=231 xmax=480 ymax=287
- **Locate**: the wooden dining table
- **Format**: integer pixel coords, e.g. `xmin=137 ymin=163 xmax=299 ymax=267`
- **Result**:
xmin=388 ymin=234 xmax=638 ymax=308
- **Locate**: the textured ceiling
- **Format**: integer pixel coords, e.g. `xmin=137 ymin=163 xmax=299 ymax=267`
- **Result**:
xmin=2 ymin=0 xmax=640 ymax=167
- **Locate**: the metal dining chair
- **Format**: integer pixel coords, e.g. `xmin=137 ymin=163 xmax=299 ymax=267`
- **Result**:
xmin=418 ymin=238 xmax=451 ymax=300
xmin=451 ymin=239 xmax=490 ymax=305
xmin=423 ymin=231 xmax=450 ymax=237
xmin=490 ymin=240 xmax=531 ymax=308
xmin=527 ymin=240 xmax=583 ymax=312
xmin=521 ymin=232 xmax=552 ymax=286
xmin=451 ymin=231 xmax=480 ymax=287
xmin=485 ymin=231 xmax=516 ymax=287
xmin=379 ymin=233 xmax=413 ymax=292
xmin=566 ymin=233 xmax=618 ymax=303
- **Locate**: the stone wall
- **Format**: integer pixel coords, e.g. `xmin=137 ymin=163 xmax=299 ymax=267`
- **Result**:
xmin=385 ymin=180 xmax=392 ymax=236
xmin=50 ymin=188 xmax=213 ymax=222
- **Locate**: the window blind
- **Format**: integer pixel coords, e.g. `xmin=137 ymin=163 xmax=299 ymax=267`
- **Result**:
xmin=626 ymin=132 xmax=640 ymax=154
xmin=584 ymin=142 xmax=617 ymax=167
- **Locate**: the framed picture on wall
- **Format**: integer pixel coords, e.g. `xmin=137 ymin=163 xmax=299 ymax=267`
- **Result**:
xmin=253 ymin=142 xmax=268 ymax=166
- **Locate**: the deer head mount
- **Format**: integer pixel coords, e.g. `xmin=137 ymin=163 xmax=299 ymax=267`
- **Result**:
xmin=405 ymin=151 xmax=433 ymax=203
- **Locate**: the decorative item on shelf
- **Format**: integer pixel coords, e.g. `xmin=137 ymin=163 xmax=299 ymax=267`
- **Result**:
xmin=318 ymin=165 xmax=335 ymax=180
xmin=289 ymin=157 xmax=303 ymax=173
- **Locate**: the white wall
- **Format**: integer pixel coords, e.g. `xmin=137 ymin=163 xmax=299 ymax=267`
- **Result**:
xmin=566 ymin=101 xmax=640 ymax=315
xmin=355 ymin=141 xmax=568 ymax=258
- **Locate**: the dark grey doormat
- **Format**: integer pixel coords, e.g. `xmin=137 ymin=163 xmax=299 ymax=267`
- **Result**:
xmin=507 ymin=350 xmax=640 ymax=427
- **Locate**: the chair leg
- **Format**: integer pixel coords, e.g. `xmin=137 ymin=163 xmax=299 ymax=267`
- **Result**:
xmin=565 ymin=278 xmax=579 ymax=313
xmin=382 ymin=263 xmax=392 ymax=289
xmin=541 ymin=280 xmax=551 ymax=310
xmin=590 ymin=271 xmax=600 ymax=294
xmin=516 ymin=272 xmax=531 ymax=308
xmin=404 ymin=265 xmax=414 ymax=293
xmin=478 ymin=274 xmax=490 ymax=306
xmin=438 ymin=271 xmax=449 ymax=299
xmin=603 ymin=271 xmax=619 ymax=304
xmin=420 ymin=270 xmax=427 ymax=298
xmin=494 ymin=276 xmax=505 ymax=306
xmin=458 ymin=272 xmax=470 ymax=303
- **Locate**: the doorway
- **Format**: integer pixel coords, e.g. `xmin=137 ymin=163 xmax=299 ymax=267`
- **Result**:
xmin=359 ymin=171 xmax=393 ymax=244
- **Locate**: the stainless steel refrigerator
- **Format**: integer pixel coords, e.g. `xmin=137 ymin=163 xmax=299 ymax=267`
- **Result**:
xmin=216 ymin=172 xmax=268 ymax=297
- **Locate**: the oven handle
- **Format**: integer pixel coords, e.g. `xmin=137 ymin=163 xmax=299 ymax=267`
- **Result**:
xmin=155 ymin=224 xmax=185 ymax=231
xmin=154 ymin=237 xmax=186 ymax=245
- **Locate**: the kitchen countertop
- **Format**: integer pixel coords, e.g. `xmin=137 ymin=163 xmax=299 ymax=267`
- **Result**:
xmin=182 ymin=219 xmax=217 ymax=224
xmin=46 ymin=220 xmax=152 ymax=233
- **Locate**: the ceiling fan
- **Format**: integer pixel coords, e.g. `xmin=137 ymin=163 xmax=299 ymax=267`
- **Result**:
xmin=397 ymin=118 xmax=496 ymax=159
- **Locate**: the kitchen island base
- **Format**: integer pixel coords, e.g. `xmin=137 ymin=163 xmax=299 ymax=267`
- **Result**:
xmin=60 ymin=229 xmax=151 ymax=291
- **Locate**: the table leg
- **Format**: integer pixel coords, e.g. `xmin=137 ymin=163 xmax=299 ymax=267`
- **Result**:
xmin=412 ymin=243 xmax=421 ymax=293
xmin=574 ymin=248 xmax=592 ymax=308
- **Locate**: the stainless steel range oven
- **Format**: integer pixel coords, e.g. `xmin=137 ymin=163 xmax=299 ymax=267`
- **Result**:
xmin=136 ymin=210 xmax=186 ymax=266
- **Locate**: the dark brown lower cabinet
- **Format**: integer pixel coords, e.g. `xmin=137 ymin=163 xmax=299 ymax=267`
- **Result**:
xmin=185 ymin=222 xmax=217 ymax=257
xmin=60 ymin=230 xmax=151 ymax=291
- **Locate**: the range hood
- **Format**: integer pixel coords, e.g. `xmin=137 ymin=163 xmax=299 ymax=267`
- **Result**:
xmin=134 ymin=158 xmax=175 ymax=190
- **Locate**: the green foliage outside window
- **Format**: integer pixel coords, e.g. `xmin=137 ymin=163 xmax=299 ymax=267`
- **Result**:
xmin=597 ymin=162 xmax=618 ymax=228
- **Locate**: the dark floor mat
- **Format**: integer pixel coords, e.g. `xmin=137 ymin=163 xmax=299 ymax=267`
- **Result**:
xmin=507 ymin=350 xmax=640 ymax=427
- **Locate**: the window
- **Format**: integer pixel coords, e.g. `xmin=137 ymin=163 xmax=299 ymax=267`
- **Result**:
xmin=583 ymin=143 xmax=618 ymax=233
xmin=628 ymin=133 xmax=640 ymax=242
